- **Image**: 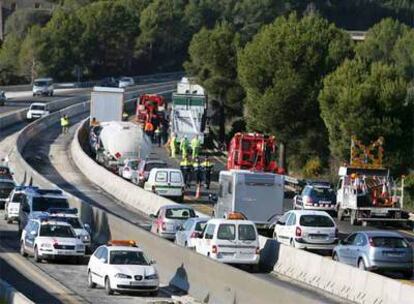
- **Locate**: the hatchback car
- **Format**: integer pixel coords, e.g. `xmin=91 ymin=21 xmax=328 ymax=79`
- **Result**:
xmin=150 ymin=205 xmax=197 ymax=240
xmin=87 ymin=240 xmax=159 ymax=296
xmin=118 ymin=159 xmax=140 ymax=181
xmin=274 ymin=210 xmax=338 ymax=250
xmin=294 ymin=182 xmax=336 ymax=213
xmin=175 ymin=217 xmax=208 ymax=248
xmin=332 ymin=231 xmax=413 ymax=279
xmin=136 ymin=159 xmax=168 ymax=187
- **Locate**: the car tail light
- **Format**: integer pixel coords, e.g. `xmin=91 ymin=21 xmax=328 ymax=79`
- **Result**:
xmin=212 ymin=245 xmax=218 ymax=254
xmin=161 ymin=222 xmax=166 ymax=231
xmin=255 ymin=247 xmax=260 ymax=254
xmin=304 ymin=197 xmax=313 ymax=206
xmin=295 ymin=226 xmax=302 ymax=237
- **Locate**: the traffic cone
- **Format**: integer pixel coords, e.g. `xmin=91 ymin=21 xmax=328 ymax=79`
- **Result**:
xmin=195 ymin=184 xmax=201 ymax=199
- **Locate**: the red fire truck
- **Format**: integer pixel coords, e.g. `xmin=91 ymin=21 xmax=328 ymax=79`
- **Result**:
xmin=135 ymin=94 xmax=166 ymax=124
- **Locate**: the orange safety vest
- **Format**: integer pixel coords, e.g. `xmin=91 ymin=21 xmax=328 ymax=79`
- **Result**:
xmin=145 ymin=122 xmax=154 ymax=132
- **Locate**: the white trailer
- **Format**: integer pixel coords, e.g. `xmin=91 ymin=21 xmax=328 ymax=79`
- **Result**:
xmin=95 ymin=121 xmax=151 ymax=171
xmin=90 ymin=87 xmax=124 ymax=124
xmin=336 ymin=166 xmax=407 ymax=225
xmin=214 ymin=170 xmax=284 ymax=231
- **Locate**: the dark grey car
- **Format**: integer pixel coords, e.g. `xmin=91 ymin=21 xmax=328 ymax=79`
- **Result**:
xmin=333 ymin=231 xmax=413 ymax=279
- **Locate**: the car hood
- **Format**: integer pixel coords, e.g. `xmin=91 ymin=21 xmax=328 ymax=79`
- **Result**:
xmin=109 ymin=264 xmax=156 ymax=276
xmin=37 ymin=237 xmax=82 ymax=245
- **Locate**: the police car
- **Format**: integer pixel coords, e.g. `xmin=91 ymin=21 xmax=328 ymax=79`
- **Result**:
xmin=87 ymin=240 xmax=159 ymax=296
xmin=20 ymin=214 xmax=85 ymax=263
xmin=46 ymin=208 xmax=92 ymax=251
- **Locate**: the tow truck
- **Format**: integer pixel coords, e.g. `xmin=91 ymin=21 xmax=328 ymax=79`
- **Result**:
xmin=135 ymin=94 xmax=165 ymax=124
xmin=336 ymin=137 xmax=408 ymax=226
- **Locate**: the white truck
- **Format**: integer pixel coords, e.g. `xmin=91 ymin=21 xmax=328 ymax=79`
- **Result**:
xmin=171 ymin=77 xmax=207 ymax=143
xmin=90 ymin=87 xmax=124 ymax=124
xmin=214 ymin=170 xmax=285 ymax=232
xmin=95 ymin=121 xmax=151 ymax=172
xmin=336 ymin=166 xmax=407 ymax=225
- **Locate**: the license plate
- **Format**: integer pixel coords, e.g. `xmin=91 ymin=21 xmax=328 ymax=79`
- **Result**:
xmin=57 ymin=250 xmax=72 ymax=255
xmin=309 ymin=235 xmax=327 ymax=240
xmin=386 ymin=252 xmax=403 ymax=257
xmin=157 ymin=189 xmax=167 ymax=194
xmin=130 ymin=281 xmax=142 ymax=286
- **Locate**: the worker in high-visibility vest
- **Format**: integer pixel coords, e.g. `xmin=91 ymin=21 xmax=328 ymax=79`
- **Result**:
xmin=60 ymin=115 xmax=69 ymax=134
xmin=201 ymin=156 xmax=214 ymax=189
xmin=193 ymin=157 xmax=203 ymax=187
xmin=169 ymin=133 xmax=178 ymax=158
xmin=144 ymin=120 xmax=154 ymax=141
xmin=180 ymin=156 xmax=193 ymax=188
xmin=180 ymin=136 xmax=189 ymax=159
xmin=191 ymin=135 xmax=201 ymax=159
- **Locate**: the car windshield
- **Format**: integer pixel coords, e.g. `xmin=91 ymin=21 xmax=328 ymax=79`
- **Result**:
xmin=238 ymin=224 xmax=256 ymax=241
xmin=165 ymin=208 xmax=195 ymax=219
xmin=195 ymin=221 xmax=207 ymax=232
xmin=312 ymin=187 xmax=335 ymax=198
xmin=31 ymin=105 xmax=45 ymax=111
xmin=32 ymin=197 xmax=69 ymax=212
xmin=109 ymin=250 xmax=150 ymax=265
xmin=64 ymin=217 xmax=82 ymax=229
xmin=40 ymin=224 xmax=75 ymax=237
xmin=128 ymin=161 xmax=139 ymax=170
xmin=299 ymin=215 xmax=335 ymax=227
xmin=217 ymin=224 xmax=236 ymax=240
xmin=0 ymin=182 xmax=14 ymax=198
xmin=146 ymin=162 xmax=167 ymax=172
xmin=34 ymin=81 xmax=47 ymax=86
xmin=371 ymin=237 xmax=410 ymax=248
xmin=170 ymin=172 xmax=182 ymax=183
xmin=12 ymin=193 xmax=23 ymax=203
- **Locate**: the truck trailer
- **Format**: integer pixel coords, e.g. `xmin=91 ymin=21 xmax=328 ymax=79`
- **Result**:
xmin=90 ymin=87 xmax=125 ymax=124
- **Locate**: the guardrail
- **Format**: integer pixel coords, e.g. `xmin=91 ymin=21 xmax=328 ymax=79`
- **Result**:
xmin=7 ymin=97 xmax=315 ymax=304
xmin=0 ymin=72 xmax=184 ymax=92
xmin=0 ymin=279 xmax=34 ymax=304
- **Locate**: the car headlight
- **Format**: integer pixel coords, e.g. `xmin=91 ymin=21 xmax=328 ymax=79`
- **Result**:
xmin=40 ymin=243 xmax=52 ymax=248
xmin=114 ymin=273 xmax=131 ymax=279
xmin=82 ymin=235 xmax=90 ymax=242
xmin=145 ymin=273 xmax=158 ymax=280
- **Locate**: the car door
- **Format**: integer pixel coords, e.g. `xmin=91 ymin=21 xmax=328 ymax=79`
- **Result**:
xmin=199 ymin=224 xmax=215 ymax=256
xmin=89 ymin=247 xmax=104 ymax=284
xmin=285 ymin=213 xmax=297 ymax=243
xmin=25 ymin=221 xmax=39 ymax=254
xmin=338 ymin=233 xmax=357 ymax=265
xmin=95 ymin=247 xmax=108 ymax=286
xmin=275 ymin=212 xmax=291 ymax=244
xmin=349 ymin=233 xmax=366 ymax=266
xmin=177 ymin=219 xmax=192 ymax=246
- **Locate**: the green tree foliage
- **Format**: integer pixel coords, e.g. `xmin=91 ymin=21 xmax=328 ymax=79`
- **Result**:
xmin=0 ymin=34 xmax=24 ymax=84
xmin=238 ymin=13 xmax=353 ymax=171
xmin=185 ymin=23 xmax=244 ymax=142
xmin=319 ymin=60 xmax=413 ymax=173
xmin=4 ymin=9 xmax=51 ymax=38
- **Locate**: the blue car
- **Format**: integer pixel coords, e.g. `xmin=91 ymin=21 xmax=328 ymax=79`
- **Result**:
xmin=333 ymin=230 xmax=413 ymax=279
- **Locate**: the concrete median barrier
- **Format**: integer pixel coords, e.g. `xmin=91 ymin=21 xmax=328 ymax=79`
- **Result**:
xmin=0 ymin=279 xmax=34 ymax=304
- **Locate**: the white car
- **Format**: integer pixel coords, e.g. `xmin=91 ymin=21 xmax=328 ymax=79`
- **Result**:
xmin=26 ymin=103 xmax=50 ymax=121
xmin=175 ymin=217 xmax=208 ymax=248
xmin=32 ymin=78 xmax=54 ymax=96
xmin=118 ymin=77 xmax=135 ymax=88
xmin=20 ymin=217 xmax=85 ymax=263
xmin=194 ymin=216 xmax=260 ymax=267
xmin=118 ymin=159 xmax=140 ymax=181
xmin=144 ymin=168 xmax=184 ymax=202
xmin=4 ymin=186 xmax=25 ymax=224
xmin=87 ymin=240 xmax=159 ymax=296
xmin=273 ymin=210 xmax=338 ymax=250
xmin=46 ymin=208 xmax=92 ymax=251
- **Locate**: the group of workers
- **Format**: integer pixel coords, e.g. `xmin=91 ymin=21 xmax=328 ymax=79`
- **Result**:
xmin=144 ymin=114 xmax=169 ymax=147
xmin=180 ymin=155 xmax=214 ymax=190
xmin=169 ymin=134 xmax=202 ymax=159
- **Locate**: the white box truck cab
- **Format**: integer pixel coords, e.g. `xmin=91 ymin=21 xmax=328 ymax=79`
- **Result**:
xmin=336 ymin=166 xmax=406 ymax=226
xmin=214 ymin=170 xmax=284 ymax=232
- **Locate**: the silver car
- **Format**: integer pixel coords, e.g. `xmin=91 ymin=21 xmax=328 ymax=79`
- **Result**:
xmin=175 ymin=217 xmax=208 ymax=248
xmin=333 ymin=231 xmax=413 ymax=279
xmin=150 ymin=205 xmax=197 ymax=240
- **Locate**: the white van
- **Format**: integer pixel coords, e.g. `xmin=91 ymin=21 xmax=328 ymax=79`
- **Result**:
xmin=33 ymin=78 xmax=54 ymax=96
xmin=194 ymin=217 xmax=260 ymax=267
xmin=144 ymin=168 xmax=184 ymax=202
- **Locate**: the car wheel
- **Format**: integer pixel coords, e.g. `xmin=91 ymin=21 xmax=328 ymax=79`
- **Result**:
xmin=332 ymin=253 xmax=339 ymax=261
xmin=358 ymin=259 xmax=366 ymax=271
xmin=88 ymin=271 xmax=96 ymax=288
xmin=20 ymin=242 xmax=28 ymax=257
xmin=34 ymin=246 xmax=41 ymax=263
xmin=105 ymin=277 xmax=113 ymax=295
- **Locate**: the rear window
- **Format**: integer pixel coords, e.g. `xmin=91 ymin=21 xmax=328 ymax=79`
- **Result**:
xmin=128 ymin=161 xmax=139 ymax=170
xmin=217 ymin=224 xmax=236 ymax=240
xmin=299 ymin=215 xmax=335 ymax=227
xmin=12 ymin=193 xmax=23 ymax=203
xmin=170 ymin=171 xmax=182 ymax=183
xmin=371 ymin=237 xmax=410 ymax=248
xmin=165 ymin=208 xmax=195 ymax=219
xmin=155 ymin=171 xmax=168 ymax=182
xmin=312 ymin=187 xmax=335 ymax=198
xmin=238 ymin=224 xmax=256 ymax=241
xmin=146 ymin=162 xmax=167 ymax=172
xmin=32 ymin=197 xmax=69 ymax=212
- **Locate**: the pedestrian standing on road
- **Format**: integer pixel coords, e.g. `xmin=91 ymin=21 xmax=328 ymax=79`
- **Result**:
xmin=61 ymin=115 xmax=69 ymax=134
xmin=193 ymin=157 xmax=204 ymax=187
xmin=180 ymin=156 xmax=193 ymax=188
xmin=201 ymin=156 xmax=214 ymax=190
xmin=191 ymin=135 xmax=201 ymax=159
xmin=154 ymin=127 xmax=161 ymax=147
xmin=180 ymin=136 xmax=190 ymax=159
xmin=169 ymin=133 xmax=178 ymax=158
